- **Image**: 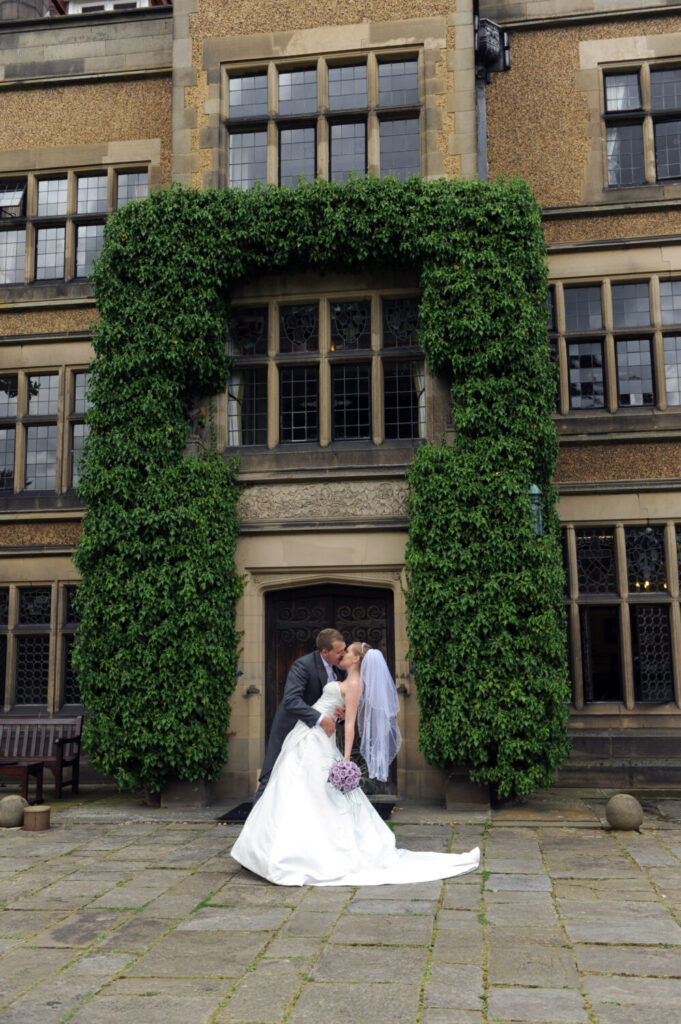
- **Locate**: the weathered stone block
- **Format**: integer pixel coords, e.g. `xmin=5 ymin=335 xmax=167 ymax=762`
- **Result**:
xmin=0 ymin=795 xmax=27 ymax=828
xmin=606 ymin=793 xmax=643 ymax=831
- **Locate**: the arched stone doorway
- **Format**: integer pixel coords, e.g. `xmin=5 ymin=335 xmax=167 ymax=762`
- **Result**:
xmin=264 ymin=583 xmax=396 ymax=787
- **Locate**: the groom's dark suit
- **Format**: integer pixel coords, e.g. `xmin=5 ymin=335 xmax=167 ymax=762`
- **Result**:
xmin=255 ymin=650 xmax=345 ymax=798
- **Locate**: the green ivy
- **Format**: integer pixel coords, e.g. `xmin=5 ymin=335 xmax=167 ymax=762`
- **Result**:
xmin=73 ymin=174 xmax=569 ymax=798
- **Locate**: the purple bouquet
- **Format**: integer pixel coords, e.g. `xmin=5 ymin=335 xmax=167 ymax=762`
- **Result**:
xmin=328 ymin=760 xmax=362 ymax=794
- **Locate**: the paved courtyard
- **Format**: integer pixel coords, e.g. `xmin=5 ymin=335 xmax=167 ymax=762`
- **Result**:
xmin=0 ymin=789 xmax=680 ymax=1024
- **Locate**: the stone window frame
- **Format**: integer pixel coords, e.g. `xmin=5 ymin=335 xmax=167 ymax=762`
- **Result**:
xmin=225 ymin=289 xmax=427 ymax=450
xmin=562 ymin=521 xmax=681 ymax=712
xmin=0 ymin=163 xmax=149 ymax=287
xmin=223 ymin=49 xmax=424 ymax=188
xmin=0 ymin=581 xmax=79 ymax=713
xmin=550 ymin=274 xmax=681 ymax=418
xmin=196 ymin=17 xmax=453 ymax=191
xmin=0 ymin=366 xmax=90 ymax=495
xmin=602 ymin=61 xmax=681 ymax=189
xmin=579 ymin=32 xmax=681 ymax=204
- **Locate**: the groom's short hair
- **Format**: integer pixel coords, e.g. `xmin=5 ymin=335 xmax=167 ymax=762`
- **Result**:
xmin=316 ymin=628 xmax=345 ymax=652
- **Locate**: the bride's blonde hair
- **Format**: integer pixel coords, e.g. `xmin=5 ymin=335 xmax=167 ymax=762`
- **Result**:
xmin=348 ymin=641 xmax=372 ymax=662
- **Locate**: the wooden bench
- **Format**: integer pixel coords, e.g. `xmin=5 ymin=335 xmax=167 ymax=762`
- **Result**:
xmin=0 ymin=760 xmax=44 ymax=803
xmin=0 ymin=716 xmax=83 ymax=800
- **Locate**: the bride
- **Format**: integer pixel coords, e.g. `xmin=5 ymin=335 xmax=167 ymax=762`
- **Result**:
xmin=230 ymin=642 xmax=480 ymax=886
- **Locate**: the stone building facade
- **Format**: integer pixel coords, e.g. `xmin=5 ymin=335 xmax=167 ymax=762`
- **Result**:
xmin=2 ymin=0 xmax=680 ymax=799
xmin=482 ymin=0 xmax=681 ymax=785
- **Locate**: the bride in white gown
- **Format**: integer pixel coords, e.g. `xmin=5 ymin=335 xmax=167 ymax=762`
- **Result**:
xmin=231 ymin=643 xmax=480 ymax=886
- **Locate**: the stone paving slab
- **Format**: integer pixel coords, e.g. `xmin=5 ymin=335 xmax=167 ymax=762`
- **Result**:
xmin=574 ymin=942 xmax=681 ymax=977
xmin=287 ymin=980 xmax=421 ymax=1024
xmin=1 ymin=791 xmax=680 ymax=1023
xmin=69 ymin=992 xmax=225 ymax=1024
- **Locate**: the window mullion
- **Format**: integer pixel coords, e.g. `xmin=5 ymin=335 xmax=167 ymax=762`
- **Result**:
xmin=47 ymin=580 xmax=58 ymax=714
xmin=643 ymin=113 xmax=657 ymax=183
xmin=318 ymin=115 xmax=329 ymax=182
xmin=367 ymin=110 xmax=380 ymax=176
xmin=615 ymin=522 xmax=635 ymax=710
xmin=267 ymin=120 xmax=278 ymax=185
xmin=319 ymin=298 xmax=331 ymax=446
xmin=267 ymin=299 xmax=278 ymax=448
xmin=15 ymin=373 xmax=27 ymax=492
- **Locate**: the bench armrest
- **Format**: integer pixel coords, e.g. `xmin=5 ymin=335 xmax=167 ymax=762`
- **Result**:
xmin=54 ymin=734 xmax=82 ymax=749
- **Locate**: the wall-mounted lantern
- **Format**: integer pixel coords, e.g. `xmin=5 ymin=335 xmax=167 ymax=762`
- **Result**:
xmin=529 ymin=484 xmax=543 ymax=538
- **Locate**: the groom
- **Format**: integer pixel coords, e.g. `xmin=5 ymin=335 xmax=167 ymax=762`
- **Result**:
xmin=254 ymin=627 xmax=347 ymax=800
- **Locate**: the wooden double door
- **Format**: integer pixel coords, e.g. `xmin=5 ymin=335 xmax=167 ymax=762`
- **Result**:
xmin=264 ymin=584 xmax=395 ymax=787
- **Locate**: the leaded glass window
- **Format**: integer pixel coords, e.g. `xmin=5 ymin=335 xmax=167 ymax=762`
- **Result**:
xmin=25 ymin=425 xmax=57 ymax=490
xmin=0 ymin=229 xmax=26 ymax=284
xmin=330 ymin=122 xmax=366 ymax=183
xmin=73 ymin=372 xmax=92 ymax=414
xmin=227 ymin=369 xmax=268 ymax=446
xmin=632 ymin=605 xmax=674 ymax=703
xmin=616 ymin=338 xmax=654 ymax=407
xmin=378 ymin=60 xmax=419 ymax=107
xmin=580 ymin=605 xmax=622 ymax=702
xmin=568 ymin=341 xmax=605 ymax=409
xmin=664 ymin=336 xmax=681 ymax=405
xmin=278 ymin=68 xmax=317 ymax=115
xmin=328 ymin=65 xmax=367 ymax=110
xmin=575 ymin=527 xmax=617 ymax=594
xmin=279 ymin=304 xmax=318 ymax=353
xmin=659 ymin=280 xmax=681 ymax=326
xmin=604 ymin=73 xmax=641 ymax=112
xmin=382 ymin=297 xmax=419 ymax=348
xmin=0 ymin=375 xmax=18 ymax=417
xmin=330 ymin=301 xmax=371 ymax=351
xmin=117 ymin=171 xmax=148 ymax=208
xmin=71 ymin=423 xmax=88 ymax=488
xmin=280 ymin=366 xmax=318 ymax=443
xmin=564 ymin=286 xmax=602 ymax=332
xmin=0 ymin=428 xmax=15 ymax=492
xmin=279 ymin=127 xmax=316 ymax=187
xmin=37 ymin=177 xmax=67 ymax=217
xmin=607 ymin=124 xmax=645 ymax=186
xmin=625 ymin=526 xmax=667 ymax=593
xmin=28 ymin=374 xmax=59 ymax=416
xmin=76 ymin=223 xmax=104 ymax=278
xmin=19 ymin=588 xmax=51 ymax=626
xmin=15 ymin=635 xmax=49 ymax=705
xmin=65 ymin=586 xmax=80 ymax=626
xmin=35 ymin=226 xmax=65 ymax=280
xmin=62 ymin=634 xmax=81 ymax=705
xmin=229 ymin=131 xmax=268 ymax=189
xmin=654 ymin=120 xmax=681 ymax=180
xmin=0 ymin=180 xmax=26 ymax=219
xmin=229 ymin=73 xmax=268 ymax=118
xmin=612 ymin=283 xmax=650 ymax=328
xmin=332 ymin=363 xmax=371 ymax=440
xmin=77 ymin=175 xmax=108 ymax=214
xmin=229 ymin=307 xmax=268 ymax=356
xmin=651 ymin=68 xmax=681 ymax=111
xmin=379 ymin=118 xmax=420 ymax=181
xmin=225 ymin=51 xmax=422 ymax=187
xmin=384 ymin=361 xmax=424 ymax=439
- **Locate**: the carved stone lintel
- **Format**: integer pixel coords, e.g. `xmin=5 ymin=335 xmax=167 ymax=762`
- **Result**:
xmin=237 ymin=479 xmax=409 ymax=523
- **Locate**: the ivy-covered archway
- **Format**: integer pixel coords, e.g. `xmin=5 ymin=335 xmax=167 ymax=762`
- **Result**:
xmin=74 ymin=175 xmax=569 ymax=799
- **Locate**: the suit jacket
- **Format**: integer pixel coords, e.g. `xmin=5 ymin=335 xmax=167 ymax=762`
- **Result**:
xmin=259 ymin=650 xmax=344 ymax=785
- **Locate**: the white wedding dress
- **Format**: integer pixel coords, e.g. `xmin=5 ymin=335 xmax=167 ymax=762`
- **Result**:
xmin=230 ymin=682 xmax=480 ymax=886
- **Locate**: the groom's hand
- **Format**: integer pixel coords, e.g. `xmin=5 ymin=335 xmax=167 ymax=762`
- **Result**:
xmin=334 ymin=705 xmax=345 ymax=721
xmin=320 ymin=715 xmax=337 ymax=736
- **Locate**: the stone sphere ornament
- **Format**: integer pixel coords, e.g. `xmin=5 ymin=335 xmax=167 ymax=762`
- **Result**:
xmin=0 ymin=794 xmax=28 ymax=828
xmin=605 ymin=793 xmax=644 ymax=831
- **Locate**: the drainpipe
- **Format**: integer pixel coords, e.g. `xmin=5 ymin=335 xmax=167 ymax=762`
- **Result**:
xmin=474 ymin=10 xmax=511 ymax=181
